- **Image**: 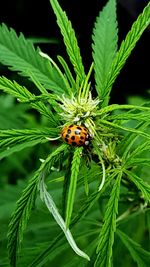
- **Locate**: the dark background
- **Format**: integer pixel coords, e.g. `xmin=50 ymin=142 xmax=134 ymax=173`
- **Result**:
xmin=0 ymin=0 xmax=149 ymax=104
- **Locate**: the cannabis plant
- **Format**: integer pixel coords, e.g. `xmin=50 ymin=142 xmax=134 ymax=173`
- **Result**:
xmin=0 ymin=0 xmax=150 ymax=266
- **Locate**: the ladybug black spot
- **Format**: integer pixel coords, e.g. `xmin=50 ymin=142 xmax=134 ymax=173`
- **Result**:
xmin=71 ymin=136 xmax=75 ymax=140
xmin=80 ymin=136 xmax=84 ymax=140
xmin=67 ymin=129 xmax=71 ymax=134
xmin=65 ymin=134 xmax=69 ymax=138
xmin=79 ymin=140 xmax=84 ymax=144
xmin=65 ymin=138 xmax=69 ymax=143
xmin=77 ymin=126 xmax=82 ymax=130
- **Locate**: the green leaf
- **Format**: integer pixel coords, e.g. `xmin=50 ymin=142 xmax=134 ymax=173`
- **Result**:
xmin=125 ymin=141 xmax=150 ymax=166
xmin=117 ymin=229 xmax=150 ymax=267
xmin=7 ymin=144 xmax=67 ymax=267
xmin=0 ymin=127 xmax=59 ymax=159
xmin=0 ymin=23 xmax=67 ymax=95
xmin=126 ymin=158 xmax=150 ymax=167
xmin=97 ymin=103 xmax=150 ymax=116
xmin=95 ymin=172 xmax=122 ymax=267
xmin=29 ymin=171 xmax=117 ymax=267
xmin=0 ymin=76 xmax=33 ymax=101
xmin=49 ymin=0 xmax=85 ymax=83
xmin=65 ymin=147 xmax=83 ymax=227
xmin=7 ymin=173 xmax=39 ymax=267
xmin=92 ymin=0 xmax=118 ymax=99
xmin=124 ymin=170 xmax=150 ymax=202
xmin=0 ymin=76 xmax=59 ymax=126
xmin=57 ymin=55 xmax=77 ymax=91
xmin=39 ymin=174 xmax=90 ymax=261
xmin=99 ymin=119 xmax=150 ymax=140
xmin=102 ymin=2 xmax=150 ymax=106
xmin=109 ymin=111 xmax=150 ymax=122
xmin=0 ymin=139 xmax=45 ymax=160
xmin=118 ymin=122 xmax=149 ymax=160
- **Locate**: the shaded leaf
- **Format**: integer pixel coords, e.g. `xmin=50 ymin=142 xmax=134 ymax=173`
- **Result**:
xmin=117 ymin=229 xmax=150 ymax=267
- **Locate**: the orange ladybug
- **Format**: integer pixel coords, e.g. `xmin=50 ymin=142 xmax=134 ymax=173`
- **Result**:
xmin=61 ymin=125 xmax=90 ymax=146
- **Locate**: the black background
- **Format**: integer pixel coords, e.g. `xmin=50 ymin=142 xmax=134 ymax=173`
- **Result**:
xmin=0 ymin=0 xmax=149 ymax=104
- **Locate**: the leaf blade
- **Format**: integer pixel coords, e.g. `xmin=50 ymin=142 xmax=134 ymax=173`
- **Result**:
xmin=95 ymin=172 xmax=122 ymax=267
xmin=49 ymin=0 xmax=85 ymax=83
xmin=102 ymin=2 xmax=150 ymax=106
xmin=7 ymin=173 xmax=39 ymax=267
xmin=7 ymin=144 xmax=67 ymax=267
xmin=0 ymin=127 xmax=59 ymax=159
xmin=0 ymin=23 xmax=67 ymax=95
xmin=0 ymin=76 xmax=59 ymax=126
xmin=92 ymin=0 xmax=118 ymax=99
xmin=117 ymin=229 xmax=150 ymax=267
xmin=65 ymin=147 xmax=83 ymax=228
xmin=124 ymin=170 xmax=150 ymax=202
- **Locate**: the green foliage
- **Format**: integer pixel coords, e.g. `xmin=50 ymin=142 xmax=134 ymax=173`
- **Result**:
xmin=0 ymin=24 xmax=69 ymax=95
xmin=95 ymin=172 xmax=122 ymax=267
xmin=65 ymin=147 xmax=83 ymax=227
xmin=124 ymin=170 xmax=150 ymax=202
xmin=7 ymin=174 xmax=38 ymax=267
xmin=0 ymin=0 xmax=150 ymax=267
xmin=7 ymin=144 xmax=67 ymax=267
xmin=101 ymin=1 xmax=150 ymax=106
xmin=0 ymin=76 xmax=59 ymax=126
xmin=92 ymin=0 xmax=118 ymax=99
xmin=117 ymin=229 xmax=150 ymax=267
xmin=0 ymin=127 xmax=59 ymax=159
xmin=49 ymin=0 xmax=85 ymax=84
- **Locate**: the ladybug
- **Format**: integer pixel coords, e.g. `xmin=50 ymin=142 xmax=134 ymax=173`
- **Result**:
xmin=61 ymin=124 xmax=90 ymax=146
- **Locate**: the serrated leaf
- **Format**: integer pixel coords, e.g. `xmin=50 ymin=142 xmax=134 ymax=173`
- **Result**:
xmin=7 ymin=173 xmax=39 ymax=267
xmin=65 ymin=147 xmax=83 ymax=227
xmin=92 ymin=0 xmax=118 ymax=99
xmin=0 ymin=76 xmax=59 ymax=126
xmin=124 ymin=170 xmax=150 ymax=202
xmin=0 ymin=127 xmax=59 ymax=159
xmin=118 ymin=122 xmax=149 ymax=159
xmin=58 ymin=55 xmax=76 ymax=91
xmin=126 ymin=158 xmax=150 ymax=167
xmin=99 ymin=119 xmax=150 ymax=140
xmin=117 ymin=229 xmax=150 ymax=267
xmin=109 ymin=111 xmax=150 ymax=122
xmin=125 ymin=141 xmax=150 ymax=167
xmin=0 ymin=127 xmax=59 ymax=148
xmin=97 ymin=103 xmax=150 ymax=116
xmin=102 ymin=2 xmax=150 ymax=106
xmin=0 ymin=23 xmax=68 ymax=95
xmin=49 ymin=0 xmax=85 ymax=83
xmin=7 ymin=144 xmax=67 ymax=267
xmin=0 ymin=76 xmax=33 ymax=101
xmin=95 ymin=172 xmax=122 ymax=267
xmin=29 ymin=171 xmax=117 ymax=267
